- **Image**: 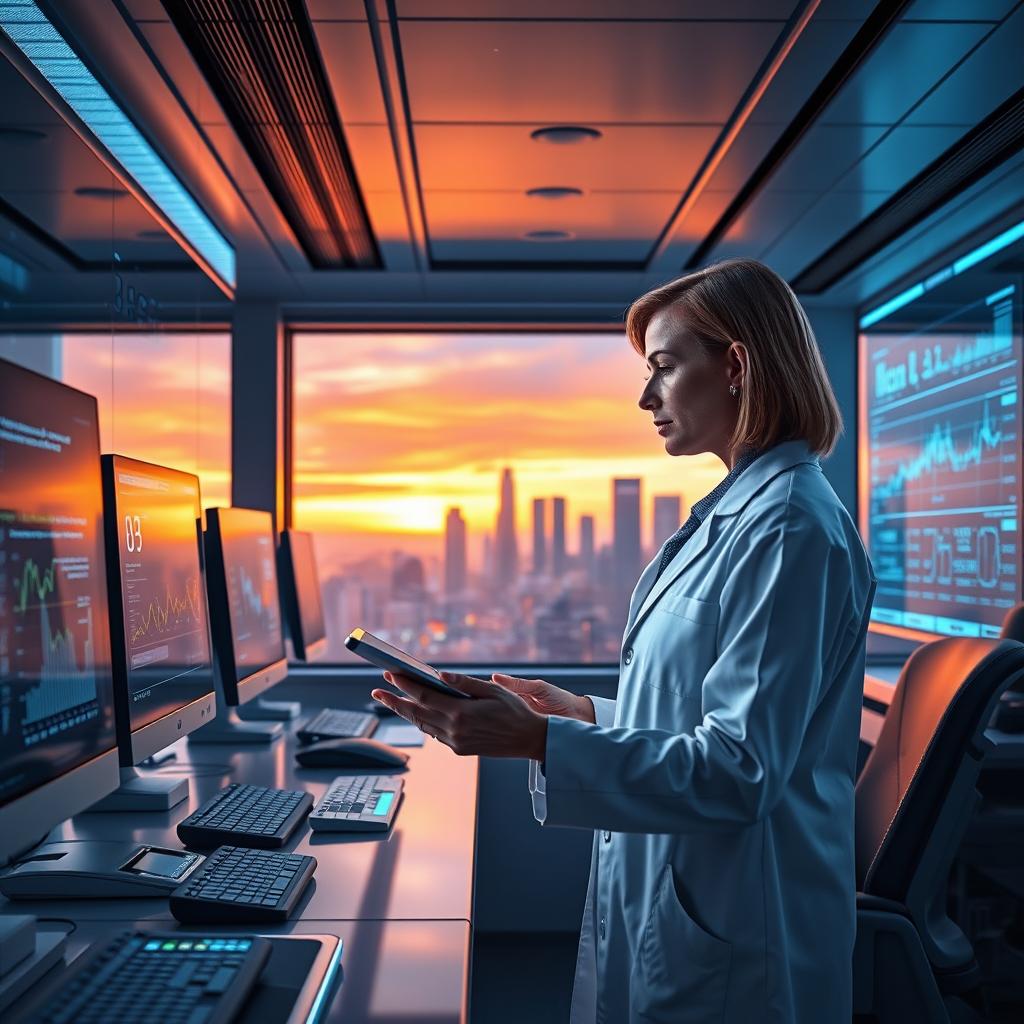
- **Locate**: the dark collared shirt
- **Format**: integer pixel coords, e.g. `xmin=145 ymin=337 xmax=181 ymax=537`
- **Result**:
xmin=654 ymin=448 xmax=764 ymax=581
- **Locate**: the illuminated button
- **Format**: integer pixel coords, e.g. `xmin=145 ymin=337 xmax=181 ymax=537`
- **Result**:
xmin=599 ymin=917 xmax=606 ymax=940
xmin=373 ymin=792 xmax=395 ymax=816
xmin=602 ymin=831 xmax=611 ymax=843
xmin=623 ymin=649 xmax=633 ymax=665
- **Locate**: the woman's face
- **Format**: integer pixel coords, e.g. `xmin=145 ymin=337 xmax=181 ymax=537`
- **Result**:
xmin=638 ymin=306 xmax=742 ymax=462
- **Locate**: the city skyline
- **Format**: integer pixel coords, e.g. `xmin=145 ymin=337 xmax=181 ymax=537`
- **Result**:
xmin=292 ymin=331 xmax=729 ymax=570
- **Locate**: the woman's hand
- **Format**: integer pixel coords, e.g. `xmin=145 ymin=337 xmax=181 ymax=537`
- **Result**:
xmin=490 ymin=673 xmax=596 ymax=724
xmin=370 ymin=670 xmax=550 ymax=760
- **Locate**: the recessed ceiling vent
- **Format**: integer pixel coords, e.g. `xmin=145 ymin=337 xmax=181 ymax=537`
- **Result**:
xmin=163 ymin=0 xmax=380 ymax=269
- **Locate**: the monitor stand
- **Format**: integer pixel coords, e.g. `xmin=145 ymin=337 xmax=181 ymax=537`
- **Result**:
xmin=189 ymin=707 xmax=283 ymax=744
xmin=0 ymin=916 xmax=67 ymax=1015
xmin=237 ymin=697 xmax=301 ymax=721
xmin=87 ymin=767 xmax=188 ymax=812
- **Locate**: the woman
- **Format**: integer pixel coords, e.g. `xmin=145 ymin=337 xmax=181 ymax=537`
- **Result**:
xmin=372 ymin=258 xmax=877 ymax=1022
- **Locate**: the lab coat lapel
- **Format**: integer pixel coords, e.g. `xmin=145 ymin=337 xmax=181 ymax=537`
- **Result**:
xmin=623 ymin=516 xmax=714 ymax=646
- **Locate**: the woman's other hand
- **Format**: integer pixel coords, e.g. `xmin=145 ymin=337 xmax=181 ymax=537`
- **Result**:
xmin=370 ymin=670 xmax=549 ymax=760
xmin=490 ymin=673 xmax=596 ymax=724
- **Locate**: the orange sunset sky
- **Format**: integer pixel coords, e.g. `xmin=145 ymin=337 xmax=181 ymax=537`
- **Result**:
xmin=291 ymin=332 xmax=728 ymax=569
xmin=49 ymin=330 xmax=731 ymax=576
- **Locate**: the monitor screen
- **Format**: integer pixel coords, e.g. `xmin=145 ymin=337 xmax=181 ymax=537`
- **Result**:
xmin=280 ymin=530 xmax=326 ymax=659
xmin=860 ymin=274 xmax=1022 ymax=640
xmin=0 ymin=359 xmax=116 ymax=809
xmin=104 ymin=456 xmax=213 ymax=737
xmin=212 ymin=507 xmax=284 ymax=681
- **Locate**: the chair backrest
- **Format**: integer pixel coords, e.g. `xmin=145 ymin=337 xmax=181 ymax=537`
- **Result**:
xmin=1001 ymin=603 xmax=1024 ymax=642
xmin=855 ymin=637 xmax=1024 ymax=897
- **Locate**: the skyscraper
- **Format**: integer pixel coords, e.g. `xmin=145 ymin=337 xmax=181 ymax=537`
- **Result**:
xmin=613 ymin=478 xmax=642 ymax=625
xmin=445 ymin=507 xmax=467 ymax=595
xmin=551 ymin=496 xmax=567 ymax=576
xmin=532 ymin=497 xmax=547 ymax=574
xmin=579 ymin=514 xmax=595 ymax=576
xmin=494 ymin=467 xmax=519 ymax=587
xmin=653 ymin=495 xmax=683 ymax=551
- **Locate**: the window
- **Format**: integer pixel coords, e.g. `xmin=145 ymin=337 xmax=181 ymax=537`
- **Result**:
xmin=291 ymin=331 xmax=727 ymax=664
xmin=0 ymin=331 xmax=231 ymax=507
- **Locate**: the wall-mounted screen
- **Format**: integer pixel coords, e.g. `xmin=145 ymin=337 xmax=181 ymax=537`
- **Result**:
xmin=860 ymin=231 xmax=1022 ymax=640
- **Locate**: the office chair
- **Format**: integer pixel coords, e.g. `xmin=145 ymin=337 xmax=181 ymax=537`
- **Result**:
xmin=853 ymin=637 xmax=1024 ymax=1022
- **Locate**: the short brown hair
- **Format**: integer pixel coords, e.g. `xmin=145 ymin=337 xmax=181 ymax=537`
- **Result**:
xmin=625 ymin=258 xmax=842 ymax=456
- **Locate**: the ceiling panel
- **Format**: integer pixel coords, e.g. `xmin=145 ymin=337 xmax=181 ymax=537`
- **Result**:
xmin=399 ymin=20 xmax=784 ymax=124
xmin=396 ymin=1 xmax=800 ymax=15
xmin=904 ymin=6 xmax=1024 ymax=126
xmin=0 ymin=124 xmax=124 ymax=194
xmin=413 ymin=124 xmax=720 ymax=192
xmin=6 ymin=190 xmax=183 ymax=263
xmin=424 ymin=190 xmax=679 ymax=262
xmin=746 ymin=17 xmax=868 ymax=125
xmin=832 ymin=123 xmax=966 ymax=192
xmin=820 ymin=21 xmax=992 ymax=125
xmin=312 ymin=21 xmax=388 ymax=124
xmin=763 ymin=189 xmax=899 ymax=278
xmin=345 ymin=125 xmax=405 ymax=193
xmin=712 ymin=189 xmax=822 ymax=260
xmin=902 ymin=0 xmax=1016 ymax=19
xmin=304 ymin=1 xmax=367 ymax=18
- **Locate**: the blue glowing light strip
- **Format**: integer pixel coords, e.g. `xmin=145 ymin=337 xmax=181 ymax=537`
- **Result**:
xmin=859 ymin=216 xmax=1024 ymax=329
xmin=0 ymin=0 xmax=235 ymax=291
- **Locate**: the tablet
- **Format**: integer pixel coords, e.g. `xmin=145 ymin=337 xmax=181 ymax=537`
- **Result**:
xmin=345 ymin=627 xmax=472 ymax=700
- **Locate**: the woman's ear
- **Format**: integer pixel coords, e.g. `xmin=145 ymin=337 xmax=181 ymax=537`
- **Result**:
xmin=726 ymin=342 xmax=748 ymax=389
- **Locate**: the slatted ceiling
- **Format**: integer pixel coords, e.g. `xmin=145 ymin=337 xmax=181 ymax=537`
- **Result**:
xmin=163 ymin=0 xmax=380 ymax=269
xmin=792 ymin=86 xmax=1024 ymax=292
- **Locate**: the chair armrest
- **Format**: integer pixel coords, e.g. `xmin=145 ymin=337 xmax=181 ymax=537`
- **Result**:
xmin=856 ymin=892 xmax=910 ymax=917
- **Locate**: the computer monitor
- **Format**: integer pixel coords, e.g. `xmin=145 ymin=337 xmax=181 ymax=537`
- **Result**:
xmin=0 ymin=358 xmax=119 ymax=863
xmin=98 ymin=456 xmax=215 ymax=805
xmin=204 ymin=506 xmax=288 ymax=707
xmin=859 ymin=253 xmax=1023 ymax=643
xmin=279 ymin=530 xmax=327 ymax=662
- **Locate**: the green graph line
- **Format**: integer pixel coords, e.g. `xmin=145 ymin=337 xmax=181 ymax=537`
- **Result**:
xmin=14 ymin=557 xmax=56 ymax=614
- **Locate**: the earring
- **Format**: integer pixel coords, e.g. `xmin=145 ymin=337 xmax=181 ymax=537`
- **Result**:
xmin=729 ymin=384 xmax=740 ymax=397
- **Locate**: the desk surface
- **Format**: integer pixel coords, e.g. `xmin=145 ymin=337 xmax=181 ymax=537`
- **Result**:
xmin=1 ymin=685 xmax=479 ymax=1023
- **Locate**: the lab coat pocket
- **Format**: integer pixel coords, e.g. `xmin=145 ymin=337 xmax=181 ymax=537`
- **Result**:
xmin=656 ymin=592 xmax=719 ymax=626
xmin=631 ymin=863 xmax=732 ymax=1023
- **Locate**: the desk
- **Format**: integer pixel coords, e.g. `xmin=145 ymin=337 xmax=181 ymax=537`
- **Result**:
xmin=0 ymin=680 xmax=479 ymax=1023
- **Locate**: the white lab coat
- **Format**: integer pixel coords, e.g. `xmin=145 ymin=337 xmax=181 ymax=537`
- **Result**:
xmin=530 ymin=440 xmax=876 ymax=1022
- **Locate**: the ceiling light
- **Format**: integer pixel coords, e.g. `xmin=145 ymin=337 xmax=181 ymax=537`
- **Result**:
xmin=530 ymin=126 xmax=602 ymax=145
xmin=860 ymin=216 xmax=1024 ymax=328
xmin=75 ymin=186 xmax=128 ymax=200
xmin=0 ymin=0 xmax=235 ymax=294
xmin=526 ymin=187 xmax=584 ymax=199
xmin=523 ymin=230 xmax=575 ymax=242
xmin=0 ymin=126 xmax=47 ymax=143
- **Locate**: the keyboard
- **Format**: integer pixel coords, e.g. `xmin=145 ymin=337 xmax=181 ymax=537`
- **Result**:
xmin=177 ymin=783 xmax=313 ymax=849
xmin=11 ymin=929 xmax=269 ymax=1024
xmin=170 ymin=845 xmax=316 ymax=923
xmin=309 ymin=774 xmax=404 ymax=832
xmin=297 ymin=707 xmax=378 ymax=744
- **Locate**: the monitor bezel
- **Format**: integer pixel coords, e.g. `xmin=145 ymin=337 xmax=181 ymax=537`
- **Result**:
xmin=101 ymin=454 xmax=217 ymax=764
xmin=0 ymin=358 xmax=120 ymax=863
xmin=278 ymin=529 xmax=327 ymax=663
xmin=204 ymin=506 xmax=288 ymax=706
